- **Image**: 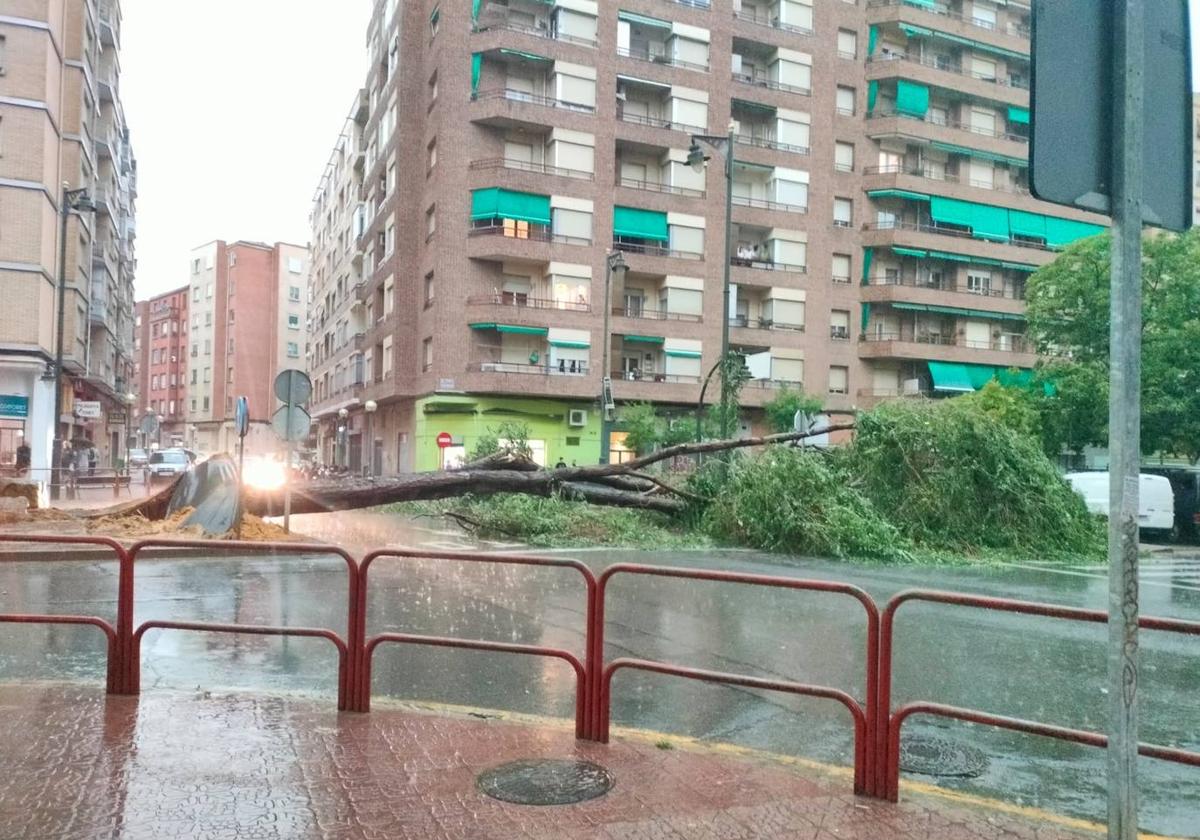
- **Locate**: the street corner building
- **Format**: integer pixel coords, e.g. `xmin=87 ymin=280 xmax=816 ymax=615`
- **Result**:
xmin=0 ymin=0 xmax=138 ymax=480
xmin=305 ymin=0 xmax=1107 ymax=475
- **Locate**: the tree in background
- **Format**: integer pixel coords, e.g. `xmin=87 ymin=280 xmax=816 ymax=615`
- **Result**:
xmin=1025 ymin=229 xmax=1200 ymax=461
xmin=762 ymin=387 xmax=824 ymax=434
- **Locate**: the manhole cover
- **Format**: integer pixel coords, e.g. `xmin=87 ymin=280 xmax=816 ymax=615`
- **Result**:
xmin=477 ymin=759 xmax=614 ymax=805
xmin=899 ymin=735 xmax=989 ymax=778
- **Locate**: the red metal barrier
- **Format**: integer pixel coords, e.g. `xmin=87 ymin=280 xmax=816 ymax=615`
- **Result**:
xmin=356 ymin=548 xmax=596 ymax=737
xmin=879 ymin=589 xmax=1200 ymax=801
xmin=593 ymin=564 xmax=880 ymax=796
xmin=126 ymin=539 xmax=360 ymax=710
xmin=0 ymin=535 xmax=128 ymax=693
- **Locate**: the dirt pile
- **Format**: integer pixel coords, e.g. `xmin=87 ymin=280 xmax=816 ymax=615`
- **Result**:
xmin=86 ymin=507 xmax=299 ymax=542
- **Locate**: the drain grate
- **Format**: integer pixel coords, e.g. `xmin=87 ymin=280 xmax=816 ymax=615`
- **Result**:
xmin=477 ymin=759 xmax=615 ymax=806
xmin=899 ymin=735 xmax=989 ymax=778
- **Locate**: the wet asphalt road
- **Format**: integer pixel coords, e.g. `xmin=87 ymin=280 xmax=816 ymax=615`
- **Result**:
xmin=0 ymin=512 xmax=1197 ymax=837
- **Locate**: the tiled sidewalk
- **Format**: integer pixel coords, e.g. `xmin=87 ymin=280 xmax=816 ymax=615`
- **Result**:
xmin=0 ymin=683 xmax=1120 ymax=840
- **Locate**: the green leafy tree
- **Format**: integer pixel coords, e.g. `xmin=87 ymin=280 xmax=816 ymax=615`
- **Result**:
xmin=762 ymin=387 xmax=824 ymax=434
xmin=1025 ymin=229 xmax=1200 ymax=460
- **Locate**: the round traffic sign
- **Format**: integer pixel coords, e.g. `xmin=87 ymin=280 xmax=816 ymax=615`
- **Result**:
xmin=139 ymin=414 xmax=159 ymax=436
xmin=436 ymin=432 xmax=453 ymax=449
xmin=273 ymin=369 xmax=312 ymax=405
xmin=272 ymin=404 xmax=311 ymax=442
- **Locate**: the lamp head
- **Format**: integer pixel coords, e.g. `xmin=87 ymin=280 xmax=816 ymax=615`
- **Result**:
xmin=686 ymin=141 xmax=709 ymax=173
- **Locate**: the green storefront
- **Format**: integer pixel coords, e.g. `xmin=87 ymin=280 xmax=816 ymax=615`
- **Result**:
xmin=413 ymin=394 xmax=601 ymax=471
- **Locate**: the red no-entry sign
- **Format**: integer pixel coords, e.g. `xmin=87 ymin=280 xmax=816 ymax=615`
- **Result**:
xmin=436 ymin=432 xmax=453 ymax=449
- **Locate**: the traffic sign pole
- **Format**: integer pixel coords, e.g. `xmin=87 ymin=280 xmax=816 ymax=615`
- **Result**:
xmin=284 ymin=375 xmax=294 ymax=534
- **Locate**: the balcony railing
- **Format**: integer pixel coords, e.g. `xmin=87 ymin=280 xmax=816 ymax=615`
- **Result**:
xmin=469 ymin=157 xmax=594 ymax=181
xmin=731 ymin=72 xmax=812 ymax=96
xmin=744 ymin=378 xmax=805 ymax=390
xmin=730 ymin=256 xmax=808 ymax=273
xmin=733 ymin=133 xmax=811 ymax=155
xmin=732 ymin=9 xmax=814 ymax=36
xmin=866 ymin=109 xmax=1029 ymax=143
xmin=732 ymin=195 xmax=808 ymax=214
xmin=729 ymin=316 xmax=805 ymax=332
xmin=867 ymin=0 xmax=1031 ymax=39
xmin=864 ymin=273 xmax=1027 ymax=300
xmin=866 ymin=52 xmax=1030 ymax=90
xmin=612 ymin=369 xmax=701 ymax=384
xmin=862 ymin=218 xmax=1055 ymax=251
xmin=612 ymin=239 xmax=703 ymax=260
xmin=616 ymin=176 xmax=705 ymax=198
xmin=471 ymin=88 xmax=596 ymax=114
xmin=618 ymin=110 xmax=707 ymax=135
xmin=473 ymin=361 xmax=590 ymax=376
xmin=862 ymin=164 xmax=1032 ymax=196
xmin=862 ymin=331 xmax=1032 ymax=353
xmin=617 ymin=46 xmax=709 ymax=73
xmin=614 ymin=307 xmax=703 ymax=323
xmin=472 ymin=18 xmax=597 ymax=47
xmin=468 ymin=294 xmax=591 ymax=312
xmin=469 ymin=222 xmax=591 ymax=247
xmin=670 ymin=0 xmax=711 ymax=7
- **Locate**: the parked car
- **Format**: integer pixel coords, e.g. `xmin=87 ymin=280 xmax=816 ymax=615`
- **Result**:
xmin=128 ymin=448 xmax=149 ymax=468
xmin=1064 ymin=472 xmax=1177 ymax=541
xmin=145 ymin=448 xmax=193 ymax=486
xmin=1140 ymin=467 xmax=1200 ymax=544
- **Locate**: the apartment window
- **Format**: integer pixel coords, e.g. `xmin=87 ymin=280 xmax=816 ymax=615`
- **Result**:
xmin=422 ymin=337 xmax=433 ymax=372
xmin=384 ymin=278 xmax=395 ymax=316
xmin=204 ymin=284 xmax=212 ymax=299
xmin=430 ymin=5 xmax=440 ymax=37
xmin=191 ymin=399 xmax=197 ymax=412
xmin=191 ymin=344 xmax=198 ymax=358
xmin=966 ymin=270 xmax=993 ymax=296
xmin=228 ymin=252 xmax=237 ymax=267
xmin=0 ymin=35 xmax=7 ymax=75
xmin=287 ymin=342 xmax=300 ymax=358
xmin=833 ymin=198 xmax=853 ymax=227
xmin=204 ymin=339 xmax=211 ymax=355
xmin=968 ymin=159 xmax=995 ymax=189
xmin=203 ymin=367 xmax=211 ymax=383
xmin=289 ymin=286 xmax=301 ymax=302
xmin=428 ymin=71 xmax=438 ymax=105
xmin=229 ymin=310 xmax=235 ymax=323
xmin=835 ymin=86 xmax=855 ymax=116
xmin=228 ymin=338 xmax=235 ymax=354
xmin=828 ymin=366 xmax=849 ymax=395
xmin=425 ymin=205 xmax=437 ymax=239
xmin=203 ymin=397 xmax=210 ymax=411
xmin=288 ymin=314 xmax=300 ymax=330
xmin=971 ymin=1 xmax=998 ymax=29
xmin=424 ymin=271 xmax=434 ymax=308
xmin=831 ymin=310 xmax=851 ymax=340
xmin=191 ymin=370 xmax=197 ymax=384
xmin=192 ymin=287 xmax=200 ymax=302
xmin=834 ymin=142 xmax=855 ymax=173
xmin=287 ymin=257 xmax=304 ymax=273
xmin=382 ymin=336 xmax=393 ymax=377
xmin=192 ymin=259 xmax=201 ymax=275
xmin=836 ymin=30 xmax=857 ymax=59
xmin=427 ymin=138 xmax=437 ymax=173
xmin=205 ymin=312 xmax=212 ymax=326
xmin=385 ymin=222 xmax=396 ymax=255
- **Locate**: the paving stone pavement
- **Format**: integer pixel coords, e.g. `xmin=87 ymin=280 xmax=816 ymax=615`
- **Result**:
xmin=0 ymin=683 xmax=1106 ymax=840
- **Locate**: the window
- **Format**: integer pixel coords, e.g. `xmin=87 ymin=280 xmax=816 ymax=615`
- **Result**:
xmin=204 ymin=339 xmax=211 ymax=355
xmin=289 ymin=286 xmax=301 ymax=302
xmin=288 ymin=314 xmax=300 ymax=330
xmin=427 ymin=138 xmax=437 ymax=173
xmin=287 ymin=256 xmax=304 ymax=273
xmin=834 ymin=142 xmax=855 ymax=173
xmin=836 ymin=30 xmax=857 ymax=59
xmin=429 ymin=5 xmax=440 ymax=37
xmin=192 ymin=287 xmax=200 ymax=302
xmin=384 ymin=278 xmax=395 ymax=316
xmin=191 ymin=370 xmax=197 ymax=385
xmin=205 ymin=311 xmax=212 ymax=326
xmin=0 ymin=35 xmax=6 ymax=75
xmin=831 ymin=310 xmax=851 ymax=340
xmin=552 ymin=208 xmax=592 ymax=242
xmin=203 ymin=397 xmax=210 ymax=411
xmin=424 ymin=271 xmax=434 ymax=308
xmin=968 ymin=159 xmax=995 ymax=189
xmin=971 ymin=2 xmax=998 ymax=29
xmin=287 ymin=342 xmax=300 ymax=358
xmin=382 ymin=336 xmax=393 ymax=377
xmin=835 ymin=86 xmax=855 ymax=116
xmin=833 ymin=198 xmax=853 ymax=227
xmin=832 ymin=254 xmax=851 ymax=283
xmin=192 ymin=259 xmax=201 ymax=275
xmin=191 ymin=399 xmax=197 ymax=412
xmin=385 ymin=222 xmax=395 ymax=255
xmin=228 ymin=252 xmax=237 ymax=267
xmin=971 ymin=56 xmax=998 ymax=81
xmin=205 ymin=284 xmax=212 ymax=299
xmin=966 ymin=270 xmax=993 ymax=296
xmin=203 ymin=367 xmax=211 ymax=383
xmin=422 ymin=337 xmax=433 ymax=371
xmin=828 ymin=366 xmax=849 ymax=395
xmin=425 ymin=205 xmax=437 ymax=239
xmin=970 ymin=106 xmax=997 ymax=135
xmin=428 ymin=71 xmax=438 ymax=104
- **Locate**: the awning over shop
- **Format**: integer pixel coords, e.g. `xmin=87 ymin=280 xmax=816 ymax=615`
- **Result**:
xmin=613 ymin=206 xmax=669 ymax=240
xmin=470 ymin=188 xmax=552 ymax=225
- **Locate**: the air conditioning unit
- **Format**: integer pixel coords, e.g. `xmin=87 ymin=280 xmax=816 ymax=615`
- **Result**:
xmin=568 ymin=409 xmax=588 ymax=427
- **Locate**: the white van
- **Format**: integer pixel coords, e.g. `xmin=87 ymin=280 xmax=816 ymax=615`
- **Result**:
xmin=1064 ymin=472 xmax=1176 ymax=539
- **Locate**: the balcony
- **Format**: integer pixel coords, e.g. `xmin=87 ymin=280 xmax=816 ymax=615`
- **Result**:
xmin=733 ymin=7 xmax=813 ymax=37
xmin=471 ymin=89 xmax=596 ymax=131
xmin=468 ymin=293 xmax=590 ymax=313
xmin=859 ymin=330 xmax=1037 ymax=368
xmin=865 ymin=112 xmax=1028 ymax=162
xmin=474 ymin=360 xmax=589 ymax=376
xmin=470 ymin=221 xmax=589 ymax=247
xmin=617 ymin=46 xmax=708 ymax=74
xmin=866 ymin=0 xmax=1031 ymax=40
xmin=866 ymin=52 xmax=1029 ymax=93
xmin=473 ymin=14 xmax=597 ymax=48
xmin=863 ymin=164 xmax=1031 ymax=198
xmin=732 ymin=194 xmax=807 ymax=216
xmin=863 ymin=219 xmax=1056 ymax=251
xmin=612 ymin=239 xmax=702 ymax=261
xmin=862 ymin=272 xmax=1026 ymax=308
xmin=469 ymin=157 xmax=594 ymax=181
xmin=616 ymin=176 xmax=705 ymax=198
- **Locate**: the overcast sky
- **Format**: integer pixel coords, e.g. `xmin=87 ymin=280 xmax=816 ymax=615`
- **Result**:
xmin=123 ymin=3 xmax=1200 ymax=300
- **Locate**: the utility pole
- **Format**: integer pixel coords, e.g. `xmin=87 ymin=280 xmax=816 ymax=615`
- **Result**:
xmin=599 ymin=251 xmax=626 ymax=464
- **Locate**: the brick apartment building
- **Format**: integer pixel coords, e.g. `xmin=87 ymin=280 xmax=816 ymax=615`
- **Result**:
xmin=307 ymin=0 xmax=1107 ymax=474
xmin=132 ymin=286 xmax=188 ymax=447
xmin=183 ymin=240 xmax=309 ymax=456
xmin=0 ymin=0 xmax=138 ymax=474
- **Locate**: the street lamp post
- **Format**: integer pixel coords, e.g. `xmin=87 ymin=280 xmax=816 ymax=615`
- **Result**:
xmin=50 ymin=183 xmax=96 ymax=501
xmin=364 ymin=399 xmax=378 ymax=477
xmin=688 ymin=123 xmax=738 ymax=440
xmin=337 ymin=408 xmax=349 ymax=469
xmin=123 ymin=393 xmax=135 ymax=474
xmin=599 ymin=251 xmax=627 ymax=464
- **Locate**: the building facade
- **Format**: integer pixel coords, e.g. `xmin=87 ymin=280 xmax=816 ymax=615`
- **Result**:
xmin=0 ymin=0 xmax=138 ymax=474
xmin=307 ymin=0 xmax=1106 ymax=474
xmin=132 ymin=285 xmax=188 ymax=446
xmin=185 ymin=240 xmax=309 ymax=456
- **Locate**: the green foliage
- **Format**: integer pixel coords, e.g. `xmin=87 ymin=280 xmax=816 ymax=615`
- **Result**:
xmin=848 ymin=399 xmax=1103 ymax=557
xmin=702 ymin=447 xmax=911 ymax=562
xmin=469 ymin=431 xmax=500 ymax=461
xmin=964 ymin=381 xmax=1041 ymax=440
xmin=470 ymin=422 xmax=533 ymax=461
xmin=1027 ymin=229 xmax=1200 ymax=460
xmin=762 ymin=387 xmax=824 ymax=434
xmin=619 ymin=403 xmax=699 ymax=454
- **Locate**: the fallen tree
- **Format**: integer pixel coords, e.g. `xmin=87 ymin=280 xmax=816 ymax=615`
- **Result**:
xmin=87 ymin=423 xmax=855 ymax=521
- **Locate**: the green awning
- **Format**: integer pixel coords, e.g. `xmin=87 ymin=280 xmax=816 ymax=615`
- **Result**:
xmin=892 ymin=302 xmax=1026 ymax=321
xmin=928 ymin=250 xmax=972 ymax=262
xmin=471 ymin=52 xmax=483 ymax=94
xmin=867 ymin=80 xmax=878 ymax=114
xmin=500 ymin=48 xmax=551 ymax=62
xmin=624 ymin=334 xmax=665 ymax=344
xmin=431 ymin=6 xmax=440 ymax=25
xmin=472 ymin=0 xmax=482 ymax=22
xmin=549 ymin=340 xmax=590 ymax=349
xmin=665 ymin=349 xmax=702 ymax=358
xmin=1002 ymin=261 xmax=1037 ymax=272
xmin=861 ymin=247 xmax=874 ymax=283
xmin=930 ymin=141 xmax=1027 ymax=168
xmin=1045 ymin=218 xmax=1106 ymax=248
xmin=930 ymin=196 xmax=1009 ymax=242
xmin=1008 ymin=209 xmax=1047 ymax=241
xmin=899 ymin=23 xmax=934 ymax=38
xmin=868 ymin=189 xmax=931 ymax=201
xmin=929 ymin=362 xmax=975 ymax=393
xmin=732 ymin=98 xmax=776 ymax=115
xmin=469 ymin=323 xmax=550 ymax=336
xmin=895 ymin=80 xmax=930 ymax=118
xmin=997 ymin=368 xmax=1034 ymax=388
xmin=892 ymin=247 xmax=928 ymax=258
xmin=618 ymin=10 xmax=671 ymax=28
xmin=903 ymin=0 xmax=938 ymax=9
xmin=868 ymin=25 xmax=879 ymax=56
xmin=470 ymin=188 xmax=552 ymax=225
xmin=1007 ymin=106 xmax=1030 ymax=125
xmin=613 ymin=206 xmax=669 ymax=241
xmin=861 ymin=302 xmax=871 ymax=333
